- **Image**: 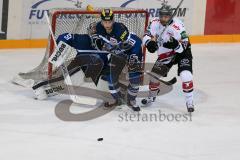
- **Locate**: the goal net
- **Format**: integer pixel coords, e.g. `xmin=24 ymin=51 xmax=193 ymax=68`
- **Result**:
xmin=12 ymin=7 xmax=149 ymax=88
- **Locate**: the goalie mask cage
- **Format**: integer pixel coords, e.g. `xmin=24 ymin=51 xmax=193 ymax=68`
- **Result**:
xmin=13 ymin=7 xmax=149 ymax=87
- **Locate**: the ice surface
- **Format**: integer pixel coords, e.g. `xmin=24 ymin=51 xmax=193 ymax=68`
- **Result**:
xmin=0 ymin=44 xmax=240 ymax=160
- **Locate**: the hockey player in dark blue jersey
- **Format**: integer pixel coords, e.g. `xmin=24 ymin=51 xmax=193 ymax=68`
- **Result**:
xmin=88 ymin=8 xmax=144 ymax=111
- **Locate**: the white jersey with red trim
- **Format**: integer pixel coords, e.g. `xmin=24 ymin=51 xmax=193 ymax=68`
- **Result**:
xmin=143 ymin=17 xmax=189 ymax=64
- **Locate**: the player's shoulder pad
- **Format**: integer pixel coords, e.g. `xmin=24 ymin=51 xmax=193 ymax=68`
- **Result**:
xmin=148 ymin=17 xmax=161 ymax=29
xmin=169 ymin=18 xmax=188 ymax=39
xmin=151 ymin=17 xmax=161 ymax=23
xmin=114 ymin=22 xmax=129 ymax=41
xmin=169 ymin=18 xmax=185 ymax=32
xmin=149 ymin=17 xmax=160 ymax=26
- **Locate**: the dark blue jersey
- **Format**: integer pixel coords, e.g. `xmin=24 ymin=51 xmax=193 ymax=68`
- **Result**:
xmin=95 ymin=22 xmax=129 ymax=44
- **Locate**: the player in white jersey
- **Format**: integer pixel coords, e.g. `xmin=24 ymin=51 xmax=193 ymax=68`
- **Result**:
xmin=142 ymin=4 xmax=194 ymax=112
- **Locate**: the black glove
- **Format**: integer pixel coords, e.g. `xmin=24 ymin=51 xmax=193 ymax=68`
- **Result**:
xmin=103 ymin=43 xmax=126 ymax=56
xmin=91 ymin=34 xmax=104 ymax=50
xmin=96 ymin=39 xmax=104 ymax=50
xmin=146 ymin=40 xmax=158 ymax=53
xmin=163 ymin=37 xmax=179 ymax=50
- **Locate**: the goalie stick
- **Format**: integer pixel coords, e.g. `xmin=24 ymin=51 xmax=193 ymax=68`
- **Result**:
xmin=32 ymin=67 xmax=80 ymax=90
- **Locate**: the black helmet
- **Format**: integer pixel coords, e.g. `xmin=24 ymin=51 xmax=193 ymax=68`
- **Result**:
xmin=159 ymin=4 xmax=173 ymax=17
xmin=101 ymin=8 xmax=114 ymax=21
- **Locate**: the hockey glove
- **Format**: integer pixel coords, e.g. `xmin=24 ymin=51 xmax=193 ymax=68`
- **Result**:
xmin=103 ymin=42 xmax=114 ymax=51
xmin=163 ymin=37 xmax=179 ymax=50
xmin=91 ymin=34 xmax=104 ymax=50
xmin=146 ymin=40 xmax=158 ymax=53
xmin=103 ymin=43 xmax=126 ymax=56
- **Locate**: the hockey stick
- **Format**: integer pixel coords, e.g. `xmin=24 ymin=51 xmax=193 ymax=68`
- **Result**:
xmin=45 ymin=13 xmax=96 ymax=105
xmin=76 ymin=49 xmax=108 ymax=53
xmin=32 ymin=67 xmax=80 ymax=90
xmin=145 ymin=71 xmax=177 ymax=85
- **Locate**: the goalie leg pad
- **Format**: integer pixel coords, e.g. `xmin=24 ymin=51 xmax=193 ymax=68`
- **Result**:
xmin=33 ymin=85 xmax=48 ymax=100
xmin=33 ymin=83 xmax=64 ymax=100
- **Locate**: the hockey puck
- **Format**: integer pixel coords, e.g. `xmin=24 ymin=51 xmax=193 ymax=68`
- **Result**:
xmin=97 ymin=138 xmax=103 ymax=141
xmin=141 ymin=99 xmax=147 ymax=105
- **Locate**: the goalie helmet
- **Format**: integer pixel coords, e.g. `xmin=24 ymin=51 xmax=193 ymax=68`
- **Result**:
xmin=101 ymin=8 xmax=114 ymax=21
xmin=159 ymin=4 xmax=173 ymax=17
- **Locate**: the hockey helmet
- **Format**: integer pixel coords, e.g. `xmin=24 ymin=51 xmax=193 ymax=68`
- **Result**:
xmin=101 ymin=8 xmax=114 ymax=21
xmin=159 ymin=4 xmax=173 ymax=17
